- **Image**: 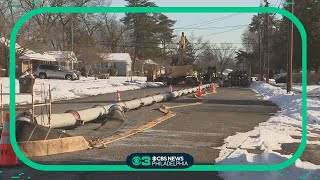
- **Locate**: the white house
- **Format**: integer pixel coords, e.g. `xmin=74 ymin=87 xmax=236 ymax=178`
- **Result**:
xmin=19 ymin=52 xmax=57 ymax=73
xmin=99 ymin=53 xmax=132 ymax=76
xmin=44 ymin=51 xmax=78 ymax=70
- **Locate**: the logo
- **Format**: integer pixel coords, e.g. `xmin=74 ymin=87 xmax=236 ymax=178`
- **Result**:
xmin=132 ymin=156 xmax=151 ymax=166
xmin=127 ymin=153 xmax=193 ymax=169
xmin=132 ymin=156 xmax=141 ymax=166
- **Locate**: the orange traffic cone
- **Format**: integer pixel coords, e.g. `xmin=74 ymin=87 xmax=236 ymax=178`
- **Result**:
xmin=196 ymin=84 xmax=202 ymax=97
xmin=0 ymin=113 xmax=18 ymax=166
xmin=169 ymin=84 xmax=173 ymax=92
xmin=211 ymin=83 xmax=216 ymax=93
xmin=115 ymin=90 xmax=121 ymax=102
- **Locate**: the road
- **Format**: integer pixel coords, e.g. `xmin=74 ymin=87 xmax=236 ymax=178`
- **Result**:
xmin=29 ymin=86 xmax=278 ymax=163
xmin=6 ymin=85 xmax=282 ymax=179
xmin=5 ymin=85 xmax=280 ymax=179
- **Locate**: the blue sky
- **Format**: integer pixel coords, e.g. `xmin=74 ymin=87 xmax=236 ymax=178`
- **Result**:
xmin=109 ymin=0 xmax=283 ymax=48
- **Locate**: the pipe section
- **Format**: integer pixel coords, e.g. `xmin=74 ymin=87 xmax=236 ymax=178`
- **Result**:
xmin=24 ymin=84 xmax=210 ymax=129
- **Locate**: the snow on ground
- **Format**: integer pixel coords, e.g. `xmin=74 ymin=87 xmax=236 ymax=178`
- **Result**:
xmin=0 ymin=77 xmax=164 ymax=105
xmin=271 ymin=82 xmax=320 ymax=95
xmin=217 ymin=81 xmax=320 ymax=179
xmin=218 ymin=149 xmax=320 ymax=180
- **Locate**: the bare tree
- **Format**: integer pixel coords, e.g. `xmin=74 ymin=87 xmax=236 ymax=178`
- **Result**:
xmin=195 ymin=43 xmax=216 ymax=72
xmin=97 ymin=14 xmax=129 ymax=52
xmin=0 ymin=0 xmax=34 ymax=75
xmin=212 ymin=43 xmax=236 ymax=74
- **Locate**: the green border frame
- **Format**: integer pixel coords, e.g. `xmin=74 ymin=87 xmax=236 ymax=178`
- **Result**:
xmin=9 ymin=7 xmax=307 ymax=171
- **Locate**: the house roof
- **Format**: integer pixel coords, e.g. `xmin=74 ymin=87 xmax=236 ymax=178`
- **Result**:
xmin=19 ymin=52 xmax=57 ymax=62
xmin=99 ymin=53 xmax=131 ymax=64
xmin=45 ymin=51 xmax=77 ymax=62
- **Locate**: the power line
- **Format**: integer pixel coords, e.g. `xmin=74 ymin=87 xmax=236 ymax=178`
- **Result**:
xmin=174 ymin=13 xmax=240 ymax=29
xmin=98 ymin=42 xmax=246 ymax=47
xmin=190 ymin=14 xmax=241 ymax=29
xmin=77 ymin=43 xmax=240 ymax=51
xmin=205 ymin=26 xmax=247 ymax=37
xmin=190 ymin=42 xmax=244 ymax=45
xmin=174 ymin=24 xmax=248 ymax=30
xmin=175 ymin=14 xmax=237 ymax=28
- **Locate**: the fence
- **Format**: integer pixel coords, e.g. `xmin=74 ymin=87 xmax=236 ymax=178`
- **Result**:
xmin=31 ymin=83 xmax=52 ymax=126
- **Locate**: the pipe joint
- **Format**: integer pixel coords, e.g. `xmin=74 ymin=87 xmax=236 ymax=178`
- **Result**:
xmin=65 ymin=110 xmax=82 ymax=125
xmin=92 ymin=104 xmax=107 ymax=115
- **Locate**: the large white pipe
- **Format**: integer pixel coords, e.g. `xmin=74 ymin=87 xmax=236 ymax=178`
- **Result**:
xmin=78 ymin=107 xmax=105 ymax=123
xmin=152 ymin=94 xmax=165 ymax=103
xmin=24 ymin=85 xmax=211 ymax=129
xmin=140 ymin=96 xmax=156 ymax=106
xmin=122 ymin=99 xmax=143 ymax=111
xmin=35 ymin=113 xmax=77 ymax=128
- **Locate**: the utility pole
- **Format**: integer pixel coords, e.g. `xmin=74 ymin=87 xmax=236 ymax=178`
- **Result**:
xmin=287 ymin=0 xmax=294 ymax=93
xmin=258 ymin=12 xmax=263 ymax=81
xmin=71 ymin=16 xmax=74 ymax=53
xmin=71 ymin=14 xmax=74 ymax=70
xmin=264 ymin=0 xmax=270 ymax=83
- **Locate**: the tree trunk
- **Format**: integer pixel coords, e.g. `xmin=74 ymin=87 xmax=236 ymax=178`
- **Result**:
xmin=131 ymin=45 xmax=138 ymax=82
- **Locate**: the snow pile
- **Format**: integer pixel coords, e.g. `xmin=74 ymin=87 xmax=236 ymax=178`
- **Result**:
xmin=272 ymin=83 xmax=320 ymax=95
xmin=308 ymin=87 xmax=320 ymax=95
xmin=218 ymin=149 xmax=320 ymax=180
xmin=0 ymin=77 xmax=164 ymax=105
xmin=269 ymin=79 xmax=276 ymax=84
xmin=251 ymin=82 xmax=320 ymax=125
xmin=217 ymin=81 xmax=320 ymax=179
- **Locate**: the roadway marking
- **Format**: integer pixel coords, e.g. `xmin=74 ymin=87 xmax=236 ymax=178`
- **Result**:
xmin=166 ymin=102 xmax=204 ymax=109
xmin=90 ymin=103 xmax=206 ymax=148
xmin=90 ymin=90 xmax=213 ymax=148
xmin=91 ymin=109 xmax=176 ymax=148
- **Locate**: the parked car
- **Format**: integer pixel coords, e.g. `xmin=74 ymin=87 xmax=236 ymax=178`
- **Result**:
xmin=275 ymin=74 xmax=287 ymax=83
xmin=274 ymin=73 xmax=287 ymax=83
xmin=34 ymin=64 xmax=78 ymax=80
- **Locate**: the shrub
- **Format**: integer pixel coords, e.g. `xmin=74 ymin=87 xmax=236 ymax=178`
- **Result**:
xmin=109 ymin=68 xmax=118 ymax=76
xmin=80 ymin=66 xmax=87 ymax=76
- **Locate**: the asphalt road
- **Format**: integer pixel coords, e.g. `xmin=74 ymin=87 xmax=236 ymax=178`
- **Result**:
xmin=9 ymin=86 xmax=280 ymax=179
xmin=30 ymin=86 xmax=278 ymax=163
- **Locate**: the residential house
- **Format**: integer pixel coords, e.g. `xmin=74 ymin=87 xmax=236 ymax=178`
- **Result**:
xmin=45 ymin=51 xmax=78 ymax=70
xmin=19 ymin=52 xmax=57 ymax=74
xmin=99 ymin=53 xmax=132 ymax=76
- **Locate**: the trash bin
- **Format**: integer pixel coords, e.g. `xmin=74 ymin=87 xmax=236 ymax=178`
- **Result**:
xmin=19 ymin=77 xmax=35 ymax=93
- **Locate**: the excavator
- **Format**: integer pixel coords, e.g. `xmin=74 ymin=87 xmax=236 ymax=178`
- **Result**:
xmin=165 ymin=32 xmax=197 ymax=85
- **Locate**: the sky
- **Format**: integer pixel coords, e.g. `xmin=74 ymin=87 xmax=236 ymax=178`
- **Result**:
xmin=109 ymin=0 xmax=284 ymax=49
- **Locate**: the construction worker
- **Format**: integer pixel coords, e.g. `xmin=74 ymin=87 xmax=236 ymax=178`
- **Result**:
xmin=198 ymin=72 xmax=203 ymax=82
xmin=211 ymin=72 xmax=216 ymax=82
xmin=193 ymin=71 xmax=198 ymax=79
